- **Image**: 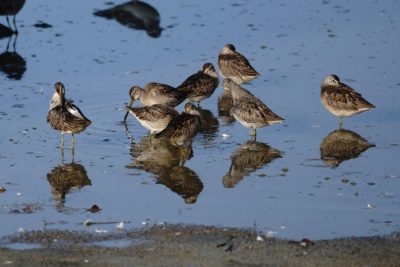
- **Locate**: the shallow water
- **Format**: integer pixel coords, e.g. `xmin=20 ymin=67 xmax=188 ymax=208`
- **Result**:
xmin=0 ymin=0 xmax=399 ymax=240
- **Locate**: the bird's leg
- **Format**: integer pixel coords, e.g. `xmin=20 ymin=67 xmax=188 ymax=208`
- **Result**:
xmin=249 ymin=134 xmax=256 ymax=143
xmin=60 ymin=134 xmax=65 ymax=164
xmin=60 ymin=133 xmax=65 ymax=149
xmin=71 ymin=134 xmax=75 ymax=162
xmin=13 ymin=15 xmax=18 ymax=34
xmin=6 ymin=16 xmax=12 ymax=31
xmin=250 ymin=128 xmax=257 ymax=136
xmin=339 ymin=117 xmax=343 ymax=129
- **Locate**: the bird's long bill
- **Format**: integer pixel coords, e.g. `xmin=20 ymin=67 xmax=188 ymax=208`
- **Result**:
xmin=123 ymin=99 xmax=134 ymax=122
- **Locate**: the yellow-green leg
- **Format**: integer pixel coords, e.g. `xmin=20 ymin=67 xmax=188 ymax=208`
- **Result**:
xmin=60 ymin=133 xmax=65 ymax=164
xmin=72 ymin=134 xmax=75 ymax=162
xmin=339 ymin=117 xmax=343 ymax=129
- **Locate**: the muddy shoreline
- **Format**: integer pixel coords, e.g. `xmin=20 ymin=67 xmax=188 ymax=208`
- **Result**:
xmin=1 ymin=224 xmax=399 ymax=266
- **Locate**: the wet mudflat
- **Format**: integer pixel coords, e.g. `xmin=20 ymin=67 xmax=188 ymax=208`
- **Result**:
xmin=1 ymin=225 xmax=400 ymax=267
xmin=0 ymin=0 xmax=400 ymax=254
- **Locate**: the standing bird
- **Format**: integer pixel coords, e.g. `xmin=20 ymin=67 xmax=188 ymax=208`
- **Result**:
xmin=125 ymin=104 xmax=178 ymax=134
xmin=320 ymin=74 xmax=375 ymax=128
xmin=177 ymin=63 xmax=219 ymax=105
xmin=155 ymin=102 xmax=202 ymax=145
xmin=0 ymin=0 xmax=25 ymax=33
xmin=47 ymin=82 xmax=91 ymax=153
xmin=222 ymin=79 xmax=283 ymax=138
xmin=218 ymin=44 xmax=260 ymax=84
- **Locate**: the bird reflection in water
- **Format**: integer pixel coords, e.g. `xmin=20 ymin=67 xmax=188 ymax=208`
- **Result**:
xmin=196 ymin=105 xmax=219 ymax=136
xmin=217 ymin=90 xmax=235 ymax=124
xmin=47 ymin=162 xmax=92 ymax=210
xmin=127 ymin=135 xmax=203 ymax=204
xmin=94 ymin=0 xmax=162 ymax=38
xmin=320 ymin=128 xmax=375 ymax=168
xmin=0 ymin=0 xmax=26 ymax=80
xmin=223 ymin=141 xmax=282 ymax=188
xmin=0 ymin=30 xmax=26 ymax=80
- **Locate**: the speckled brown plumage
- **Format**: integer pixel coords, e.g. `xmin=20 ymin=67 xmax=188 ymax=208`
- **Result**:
xmin=321 ymin=74 xmax=375 ymax=127
xmin=125 ymin=104 xmax=178 ymax=134
xmin=128 ymin=82 xmax=189 ymax=107
xmin=155 ymin=102 xmax=202 ymax=145
xmin=177 ymin=63 xmax=219 ymax=104
xmin=222 ymin=78 xmax=283 ymax=136
xmin=47 ymin=82 xmax=91 ymax=135
xmin=218 ymin=44 xmax=260 ymax=84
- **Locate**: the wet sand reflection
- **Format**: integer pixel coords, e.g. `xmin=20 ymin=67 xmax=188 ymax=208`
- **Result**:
xmin=320 ymin=128 xmax=375 ymax=168
xmin=94 ymin=0 xmax=162 ymax=38
xmin=128 ymin=135 xmax=203 ymax=204
xmin=223 ymin=141 xmax=282 ymax=188
xmin=47 ymin=162 xmax=92 ymax=210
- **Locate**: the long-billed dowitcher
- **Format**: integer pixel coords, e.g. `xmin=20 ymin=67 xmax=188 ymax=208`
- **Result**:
xmin=0 ymin=0 xmax=25 ymax=33
xmin=124 ymin=82 xmax=188 ymax=121
xmin=321 ymin=74 xmax=375 ymax=128
xmin=218 ymin=44 xmax=260 ymax=84
xmin=125 ymin=104 xmax=178 ymax=134
xmin=47 ymin=82 xmax=91 ymax=152
xmin=177 ymin=63 xmax=219 ymax=104
xmin=155 ymin=102 xmax=202 ymax=145
xmin=222 ymin=78 xmax=283 ymax=138
xmin=94 ymin=0 xmax=162 ymax=38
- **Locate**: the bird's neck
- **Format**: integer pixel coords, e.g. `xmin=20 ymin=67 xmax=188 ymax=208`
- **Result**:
xmin=49 ymin=92 xmax=64 ymax=110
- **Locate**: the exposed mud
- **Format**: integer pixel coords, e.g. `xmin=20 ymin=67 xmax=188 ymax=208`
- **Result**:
xmin=1 ymin=225 xmax=399 ymax=267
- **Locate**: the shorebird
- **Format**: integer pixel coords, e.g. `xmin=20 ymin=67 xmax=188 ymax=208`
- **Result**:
xmin=177 ymin=63 xmax=219 ymax=105
xmin=124 ymin=82 xmax=188 ymax=121
xmin=0 ymin=0 xmax=25 ymax=33
xmin=94 ymin=0 xmax=162 ymax=38
xmin=155 ymin=102 xmax=202 ymax=145
xmin=125 ymin=104 xmax=178 ymax=134
xmin=218 ymin=44 xmax=260 ymax=84
xmin=47 ymin=82 xmax=91 ymax=152
xmin=222 ymin=78 xmax=283 ymax=138
xmin=321 ymin=74 xmax=375 ymax=128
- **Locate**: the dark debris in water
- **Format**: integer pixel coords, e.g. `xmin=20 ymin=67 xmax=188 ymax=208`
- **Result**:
xmin=87 ymin=204 xmax=101 ymax=213
xmin=33 ymin=21 xmax=53 ymax=29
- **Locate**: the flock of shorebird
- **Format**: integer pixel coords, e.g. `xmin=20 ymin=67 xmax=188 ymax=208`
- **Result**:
xmin=47 ymin=43 xmax=375 ymax=152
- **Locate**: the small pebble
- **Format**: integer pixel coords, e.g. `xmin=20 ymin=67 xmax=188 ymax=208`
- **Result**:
xmin=367 ymin=203 xmax=375 ymax=209
xmin=266 ymin=230 xmax=278 ymax=238
xmin=94 ymin=228 xmax=108 ymax=233
xmin=87 ymin=204 xmax=101 ymax=213
xmin=0 ymin=186 xmax=6 ymax=193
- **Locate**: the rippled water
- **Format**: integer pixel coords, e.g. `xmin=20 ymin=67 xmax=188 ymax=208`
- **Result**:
xmin=0 ymin=0 xmax=399 ymax=240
